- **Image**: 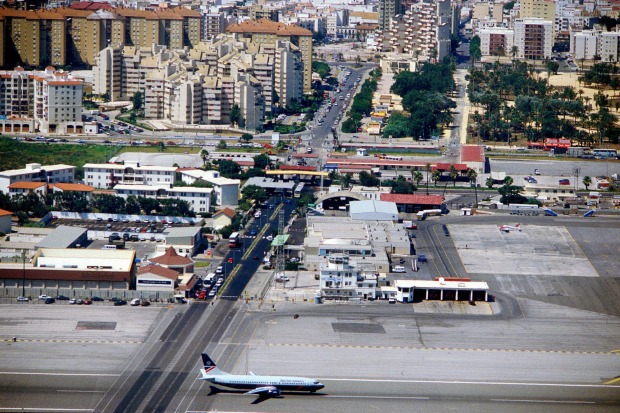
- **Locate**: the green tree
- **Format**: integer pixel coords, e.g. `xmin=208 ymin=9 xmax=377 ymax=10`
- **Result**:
xmin=137 ymin=196 xmax=160 ymax=215
xmin=412 ymin=170 xmax=423 ymax=187
xmin=241 ymin=185 xmax=268 ymax=204
xmin=132 ymin=91 xmax=143 ymax=111
xmin=486 ymin=177 xmax=495 ymax=189
xmin=342 ymin=173 xmax=352 ymax=188
xmin=90 ymin=194 xmax=126 ymax=214
xmin=582 ymin=176 xmax=592 ymax=190
xmin=469 ymin=35 xmax=482 ymax=64
xmin=432 ymin=170 xmax=442 ymax=186
xmin=498 ymin=183 xmax=527 ymax=205
xmin=449 ymin=165 xmax=459 ymax=187
xmin=229 ymin=104 xmax=241 ymax=127
xmin=218 ymin=159 xmax=241 ymax=177
xmin=467 ymin=168 xmax=479 ymax=206
xmin=253 ymin=154 xmax=271 ymax=170
xmin=217 ymin=140 xmax=227 ymax=150
xmin=240 ymin=133 xmax=254 ymax=143
xmin=200 ymin=149 xmax=209 ymax=166
xmin=425 ymin=163 xmax=432 ymax=195
xmin=392 ymin=178 xmax=416 ymax=194
xmin=125 ymin=195 xmax=141 ymax=215
xmin=359 ymin=171 xmax=380 ymax=187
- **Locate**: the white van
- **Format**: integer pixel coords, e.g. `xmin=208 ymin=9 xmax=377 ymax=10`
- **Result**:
xmin=392 ymin=266 xmax=406 ymax=273
xmin=102 ymin=244 xmax=117 ymax=250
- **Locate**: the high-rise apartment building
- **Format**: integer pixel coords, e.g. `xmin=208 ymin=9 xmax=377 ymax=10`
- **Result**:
xmin=0 ymin=66 xmax=83 ymax=134
xmin=226 ymin=19 xmax=313 ymax=93
xmin=571 ymin=30 xmax=620 ymax=62
xmin=479 ymin=28 xmax=515 ymax=57
xmin=520 ymin=0 xmax=556 ymax=22
xmin=514 ymin=18 xmax=553 ymax=60
xmin=0 ymin=6 xmax=201 ymax=68
xmin=379 ymin=0 xmax=402 ymax=31
xmin=203 ymin=13 xmax=224 ymax=41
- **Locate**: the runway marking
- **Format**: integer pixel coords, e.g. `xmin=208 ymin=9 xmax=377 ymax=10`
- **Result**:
xmin=1 ymin=338 xmax=142 ymax=344
xmin=0 ymin=372 xmax=119 ymax=377
xmin=0 ymin=409 xmax=93 ymax=412
xmin=325 ymin=395 xmax=430 ymax=400
xmin=603 ymin=376 xmax=620 ymax=385
xmin=57 ymin=390 xmax=106 ymax=393
xmin=267 ymin=343 xmax=619 ymax=355
xmin=491 ymin=399 xmax=594 ymax=404
xmin=323 ymin=377 xmax=617 ymax=389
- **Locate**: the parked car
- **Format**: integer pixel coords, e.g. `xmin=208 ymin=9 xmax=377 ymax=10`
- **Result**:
xmin=559 ymin=179 xmax=570 ymax=185
xmin=215 ymin=265 xmax=223 ymax=274
xmin=114 ymin=299 xmax=128 ymax=306
xmin=45 ymin=297 xmax=55 ymax=304
xmin=16 ymin=296 xmax=30 ymax=302
xmin=140 ymin=300 xmax=150 ymax=306
xmin=39 ymin=294 xmax=51 ymax=300
xmin=56 ymin=295 xmax=70 ymax=300
xmin=417 ymin=254 xmax=427 ymax=263
xmin=69 ymin=299 xmax=77 ymax=304
xmin=91 ymin=296 xmax=104 ymax=302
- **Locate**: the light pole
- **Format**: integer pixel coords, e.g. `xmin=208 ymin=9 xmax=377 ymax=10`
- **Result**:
xmin=21 ymin=250 xmax=26 ymax=298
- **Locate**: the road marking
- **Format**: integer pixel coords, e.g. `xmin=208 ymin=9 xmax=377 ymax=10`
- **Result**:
xmin=325 ymin=395 xmax=430 ymax=400
xmin=267 ymin=343 xmax=618 ymax=355
xmin=0 ymin=372 xmax=119 ymax=377
xmin=491 ymin=399 xmax=594 ymax=404
xmin=57 ymin=390 xmax=105 ymax=393
xmin=1 ymin=338 xmax=142 ymax=344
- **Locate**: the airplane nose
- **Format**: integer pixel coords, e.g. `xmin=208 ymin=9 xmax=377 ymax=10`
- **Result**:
xmin=318 ymin=383 xmax=325 ymax=389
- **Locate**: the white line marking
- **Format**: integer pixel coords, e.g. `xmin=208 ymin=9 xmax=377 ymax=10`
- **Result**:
xmin=57 ymin=390 xmax=106 ymax=393
xmin=321 ymin=378 xmax=616 ymax=388
xmin=0 ymin=372 xmax=118 ymax=377
xmin=491 ymin=399 xmax=595 ymax=404
xmin=325 ymin=395 xmax=430 ymax=400
xmin=0 ymin=409 xmax=93 ymax=412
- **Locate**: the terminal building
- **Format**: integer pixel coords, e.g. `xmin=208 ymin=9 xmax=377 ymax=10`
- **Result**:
xmin=391 ymin=278 xmax=489 ymax=303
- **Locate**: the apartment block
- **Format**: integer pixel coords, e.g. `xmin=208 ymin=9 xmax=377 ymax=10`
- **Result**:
xmin=520 ymin=0 xmax=556 ymax=22
xmin=379 ymin=0 xmax=403 ymax=31
xmin=0 ymin=6 xmax=202 ymax=69
xmin=249 ymin=4 xmax=279 ymax=22
xmin=0 ymin=66 xmax=83 ymax=134
xmin=226 ymin=19 xmax=313 ymax=93
xmin=0 ymin=163 xmax=75 ymax=195
xmin=571 ymin=29 xmax=620 ymax=62
xmin=203 ymin=13 xmax=224 ymax=41
xmin=513 ymin=18 xmax=553 ymax=60
xmin=83 ymin=163 xmax=176 ymax=189
xmin=479 ymin=27 xmax=515 ymax=56
xmin=179 ymin=169 xmax=239 ymax=207
xmin=379 ymin=0 xmax=453 ymax=62
xmin=114 ymin=184 xmax=212 ymax=214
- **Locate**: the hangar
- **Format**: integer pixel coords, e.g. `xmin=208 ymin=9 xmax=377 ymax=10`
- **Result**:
xmin=393 ymin=279 xmax=489 ymax=303
xmin=315 ymin=190 xmax=365 ymax=211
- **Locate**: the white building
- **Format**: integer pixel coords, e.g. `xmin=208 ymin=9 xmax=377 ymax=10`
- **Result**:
xmin=83 ymin=162 xmax=176 ymax=189
xmin=179 ymin=169 xmax=240 ymax=206
xmin=513 ymin=18 xmax=553 ymax=60
xmin=319 ymin=254 xmax=378 ymax=300
xmin=114 ymin=184 xmax=212 ymax=214
xmin=349 ymin=200 xmax=398 ymax=221
xmin=479 ymin=27 xmax=515 ymax=56
xmin=0 ymin=163 xmax=75 ymax=195
xmin=571 ymin=30 xmax=620 ymax=62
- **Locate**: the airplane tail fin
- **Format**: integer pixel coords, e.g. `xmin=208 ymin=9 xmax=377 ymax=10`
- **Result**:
xmin=199 ymin=353 xmax=226 ymax=379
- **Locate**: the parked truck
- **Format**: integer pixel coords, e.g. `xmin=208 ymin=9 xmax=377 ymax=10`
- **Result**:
xmin=403 ymin=220 xmax=418 ymax=230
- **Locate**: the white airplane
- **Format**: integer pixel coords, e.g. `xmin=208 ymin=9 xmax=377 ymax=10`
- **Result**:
xmin=198 ymin=353 xmax=324 ymax=397
xmin=499 ymin=223 xmax=522 ymax=232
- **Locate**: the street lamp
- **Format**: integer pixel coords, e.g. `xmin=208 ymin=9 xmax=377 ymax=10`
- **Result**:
xmin=21 ymin=250 xmax=26 ymax=298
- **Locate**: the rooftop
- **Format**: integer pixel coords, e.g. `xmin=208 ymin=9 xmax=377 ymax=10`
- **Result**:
xmin=226 ymin=18 xmax=312 ymax=37
xmin=461 ymin=145 xmax=485 ymax=163
xmin=380 ymin=193 xmax=444 ymax=205
xmin=150 ymin=246 xmax=193 ymax=266
xmin=137 ymin=264 xmax=179 ymax=280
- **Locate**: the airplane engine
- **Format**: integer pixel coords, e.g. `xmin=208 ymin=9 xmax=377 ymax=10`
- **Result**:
xmin=267 ymin=388 xmax=281 ymax=397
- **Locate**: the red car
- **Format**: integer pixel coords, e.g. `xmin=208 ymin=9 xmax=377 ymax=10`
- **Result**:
xmin=228 ymin=257 xmax=233 ymax=263
xmin=559 ymin=179 xmax=570 ymax=185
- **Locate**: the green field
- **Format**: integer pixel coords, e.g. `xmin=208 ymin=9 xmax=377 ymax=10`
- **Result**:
xmin=0 ymin=137 xmax=119 ymax=171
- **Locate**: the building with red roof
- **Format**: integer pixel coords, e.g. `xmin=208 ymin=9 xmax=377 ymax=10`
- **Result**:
xmin=149 ymin=246 xmax=194 ymax=274
xmin=136 ymin=264 xmax=179 ymax=292
xmin=380 ymin=193 xmax=445 ymax=214
xmin=460 ymin=145 xmax=485 ymax=173
xmin=0 ymin=208 xmax=12 ymax=234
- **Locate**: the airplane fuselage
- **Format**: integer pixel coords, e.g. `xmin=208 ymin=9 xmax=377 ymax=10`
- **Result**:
xmin=206 ymin=375 xmax=324 ymax=392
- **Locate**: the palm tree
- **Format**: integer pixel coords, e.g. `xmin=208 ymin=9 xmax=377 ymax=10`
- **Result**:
xmin=449 ymin=165 xmax=459 ymax=187
xmin=485 ymin=177 xmax=495 ymax=189
xmin=467 ymin=168 xmax=479 ymax=206
xmin=200 ymin=149 xmax=209 ymax=168
xmin=582 ymin=176 xmax=592 ymax=190
xmin=431 ymin=170 xmax=442 ymax=186
xmin=503 ymin=176 xmax=514 ymax=186
xmin=425 ymin=163 xmax=432 ymax=195
xmin=412 ymin=170 xmax=423 ymax=187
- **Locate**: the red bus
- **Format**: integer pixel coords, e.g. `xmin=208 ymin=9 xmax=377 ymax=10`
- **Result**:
xmin=228 ymin=232 xmax=240 ymax=248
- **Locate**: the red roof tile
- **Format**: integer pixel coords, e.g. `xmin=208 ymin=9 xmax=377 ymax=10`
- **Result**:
xmin=51 ymin=183 xmax=95 ymax=192
xmin=380 ymin=193 xmax=444 ymax=205
xmin=461 ymin=145 xmax=485 ymax=163
xmin=214 ymin=207 xmax=236 ymax=219
xmin=150 ymin=246 xmax=193 ymax=266
xmin=8 ymin=181 xmax=47 ymax=189
xmin=435 ymin=163 xmax=468 ymax=171
xmin=0 ymin=208 xmax=13 ymax=217
xmin=137 ymin=264 xmax=179 ymax=280
xmin=280 ymin=165 xmax=316 ymax=171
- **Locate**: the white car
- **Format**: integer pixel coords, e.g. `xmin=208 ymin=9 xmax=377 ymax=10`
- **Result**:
xmin=16 ymin=296 xmax=29 ymax=302
xmin=266 ymin=235 xmax=273 ymax=241
xmin=39 ymin=294 xmax=51 ymax=300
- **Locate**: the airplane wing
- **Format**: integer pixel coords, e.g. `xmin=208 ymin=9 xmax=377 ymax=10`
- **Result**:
xmin=245 ymin=386 xmax=281 ymax=397
xmin=249 ymin=371 xmax=257 ymax=376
